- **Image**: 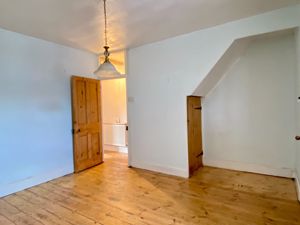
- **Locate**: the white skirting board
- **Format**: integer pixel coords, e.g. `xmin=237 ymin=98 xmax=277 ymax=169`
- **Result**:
xmin=130 ymin=161 xmax=189 ymax=178
xmin=104 ymin=144 xmax=128 ymax=153
xmin=294 ymin=172 xmax=300 ymax=202
xmin=0 ymin=166 xmax=73 ymax=198
xmin=203 ymin=157 xmax=294 ymax=178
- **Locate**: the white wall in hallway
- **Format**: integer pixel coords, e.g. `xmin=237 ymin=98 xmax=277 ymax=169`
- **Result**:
xmin=202 ymin=33 xmax=297 ymax=177
xmin=101 ymin=78 xmax=127 ymax=125
xmin=0 ymin=27 xmax=97 ymax=197
xmin=101 ymin=78 xmax=128 ymax=148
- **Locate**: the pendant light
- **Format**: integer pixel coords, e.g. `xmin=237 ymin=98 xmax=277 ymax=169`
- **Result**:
xmin=94 ymin=0 xmax=123 ymax=79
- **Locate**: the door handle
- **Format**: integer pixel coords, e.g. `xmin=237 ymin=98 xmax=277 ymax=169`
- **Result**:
xmin=295 ymin=136 xmax=300 ymax=141
xmin=72 ymin=129 xmax=81 ymax=134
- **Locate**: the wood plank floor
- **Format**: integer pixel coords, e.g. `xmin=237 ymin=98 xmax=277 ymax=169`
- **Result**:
xmin=0 ymin=151 xmax=299 ymax=225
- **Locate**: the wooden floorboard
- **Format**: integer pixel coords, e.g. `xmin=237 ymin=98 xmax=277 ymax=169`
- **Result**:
xmin=0 ymin=151 xmax=299 ymax=225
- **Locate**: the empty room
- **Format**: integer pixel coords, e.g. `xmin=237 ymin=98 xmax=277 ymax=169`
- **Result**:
xmin=0 ymin=0 xmax=300 ymax=224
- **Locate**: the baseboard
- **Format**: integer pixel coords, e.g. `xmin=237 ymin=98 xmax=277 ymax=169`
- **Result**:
xmin=294 ymin=171 xmax=300 ymax=202
xmin=203 ymin=157 xmax=294 ymax=178
xmin=104 ymin=144 xmax=128 ymax=153
xmin=0 ymin=166 xmax=73 ymax=198
xmin=130 ymin=161 xmax=189 ymax=178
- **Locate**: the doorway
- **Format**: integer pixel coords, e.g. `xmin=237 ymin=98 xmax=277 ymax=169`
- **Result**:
xmin=101 ymin=78 xmax=128 ymax=155
xmin=71 ymin=51 xmax=128 ymax=173
xmin=71 ymin=76 xmax=128 ymax=173
xmin=187 ymin=96 xmax=203 ymax=176
xmin=100 ymin=51 xmax=128 ymax=165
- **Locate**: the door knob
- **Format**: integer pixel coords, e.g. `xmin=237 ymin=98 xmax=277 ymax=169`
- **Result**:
xmin=295 ymin=136 xmax=300 ymax=141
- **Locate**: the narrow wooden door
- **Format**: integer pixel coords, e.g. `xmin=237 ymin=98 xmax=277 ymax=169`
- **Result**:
xmin=187 ymin=96 xmax=203 ymax=176
xmin=71 ymin=76 xmax=103 ymax=173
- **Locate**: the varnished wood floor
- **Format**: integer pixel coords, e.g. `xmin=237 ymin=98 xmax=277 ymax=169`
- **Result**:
xmin=0 ymin=151 xmax=299 ymax=225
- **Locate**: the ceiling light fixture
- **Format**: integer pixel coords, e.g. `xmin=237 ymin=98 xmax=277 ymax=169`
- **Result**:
xmin=94 ymin=0 xmax=123 ymax=80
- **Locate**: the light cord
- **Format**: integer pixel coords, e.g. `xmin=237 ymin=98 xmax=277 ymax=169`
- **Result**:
xmin=103 ymin=0 xmax=108 ymax=46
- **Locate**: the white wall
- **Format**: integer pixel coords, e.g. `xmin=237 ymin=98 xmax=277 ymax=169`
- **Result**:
xmin=202 ymin=33 xmax=297 ymax=177
xmin=0 ymin=28 xmax=97 ymax=197
xmin=127 ymin=4 xmax=300 ymax=177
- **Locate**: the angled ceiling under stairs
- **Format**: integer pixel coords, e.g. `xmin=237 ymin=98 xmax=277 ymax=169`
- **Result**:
xmin=193 ymin=29 xmax=295 ymax=97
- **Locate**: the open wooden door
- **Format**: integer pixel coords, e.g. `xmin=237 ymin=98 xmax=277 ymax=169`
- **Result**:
xmin=187 ymin=96 xmax=203 ymax=176
xmin=71 ymin=76 xmax=103 ymax=173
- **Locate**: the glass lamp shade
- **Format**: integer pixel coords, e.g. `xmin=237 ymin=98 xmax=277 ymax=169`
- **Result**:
xmin=94 ymin=60 xmax=123 ymax=80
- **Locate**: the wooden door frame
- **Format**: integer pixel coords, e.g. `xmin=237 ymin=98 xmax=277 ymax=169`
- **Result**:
xmin=124 ymin=51 xmax=132 ymax=167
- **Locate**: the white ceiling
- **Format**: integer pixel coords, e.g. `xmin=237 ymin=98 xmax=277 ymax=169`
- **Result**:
xmin=0 ymin=0 xmax=299 ymax=53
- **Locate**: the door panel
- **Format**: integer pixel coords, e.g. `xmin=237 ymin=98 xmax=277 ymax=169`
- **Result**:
xmin=78 ymin=134 xmax=88 ymax=160
xmin=86 ymin=81 xmax=100 ymax=123
xmin=91 ymin=132 xmax=101 ymax=157
xmin=187 ymin=96 xmax=203 ymax=176
xmin=71 ymin=76 xmax=103 ymax=173
xmin=76 ymin=80 xmax=88 ymax=125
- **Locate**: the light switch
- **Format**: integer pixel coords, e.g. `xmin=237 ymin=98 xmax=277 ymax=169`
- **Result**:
xmin=128 ymin=97 xmax=135 ymax=102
